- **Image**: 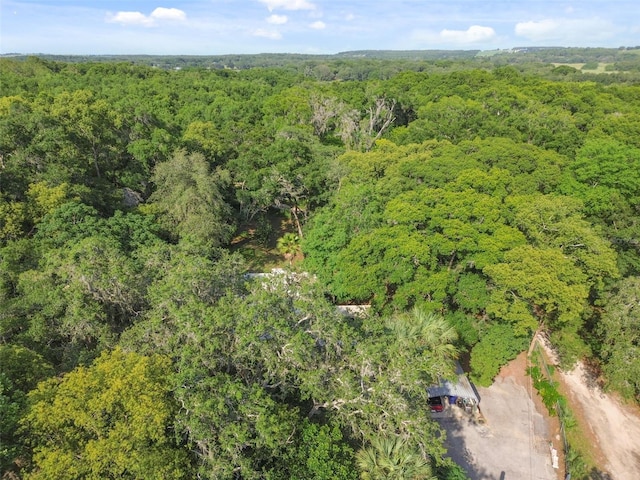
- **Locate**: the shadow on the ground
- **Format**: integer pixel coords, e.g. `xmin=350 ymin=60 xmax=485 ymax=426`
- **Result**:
xmin=436 ymin=413 xmax=503 ymax=480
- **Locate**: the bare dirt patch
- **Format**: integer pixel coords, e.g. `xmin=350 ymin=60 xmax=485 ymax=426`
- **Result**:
xmin=540 ymin=340 xmax=640 ymax=479
xmin=558 ymin=362 xmax=640 ymax=479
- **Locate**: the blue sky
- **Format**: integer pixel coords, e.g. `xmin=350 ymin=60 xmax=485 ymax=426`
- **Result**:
xmin=1 ymin=0 xmax=639 ymax=55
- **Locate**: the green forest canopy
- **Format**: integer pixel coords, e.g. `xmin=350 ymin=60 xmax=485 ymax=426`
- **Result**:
xmin=1 ymin=52 xmax=640 ymax=478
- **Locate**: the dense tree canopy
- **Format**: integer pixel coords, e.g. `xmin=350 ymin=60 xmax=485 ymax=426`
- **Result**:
xmin=596 ymin=277 xmax=640 ymax=401
xmin=23 ymin=348 xmax=192 ymax=479
xmin=1 ymin=52 xmax=640 ymax=478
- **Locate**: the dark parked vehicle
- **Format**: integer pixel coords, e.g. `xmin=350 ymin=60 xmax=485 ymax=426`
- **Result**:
xmin=428 ymin=396 xmax=444 ymax=412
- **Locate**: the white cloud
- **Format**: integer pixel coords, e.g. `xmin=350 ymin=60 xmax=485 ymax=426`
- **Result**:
xmin=253 ymin=28 xmax=282 ymax=39
xmin=267 ymin=14 xmax=288 ymax=25
xmin=514 ymin=19 xmax=559 ymax=40
xmin=515 ymin=18 xmax=615 ymax=43
xmin=440 ymin=25 xmax=496 ymax=44
xmin=151 ymin=7 xmax=186 ymax=22
xmin=309 ymin=21 xmax=326 ymax=30
xmin=108 ymin=11 xmax=154 ymax=27
xmin=258 ymin=0 xmax=315 ymax=11
xmin=107 ymin=7 xmax=187 ymax=27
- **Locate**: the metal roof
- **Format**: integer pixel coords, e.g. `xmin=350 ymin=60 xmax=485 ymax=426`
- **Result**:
xmin=427 ymin=362 xmax=480 ymax=403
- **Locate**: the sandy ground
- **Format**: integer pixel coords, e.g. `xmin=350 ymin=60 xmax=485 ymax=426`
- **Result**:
xmin=438 ymin=344 xmax=640 ymax=480
xmin=436 ymin=353 xmax=557 ymax=480
xmin=560 ymin=362 xmax=640 ymax=478
xmin=542 ymin=343 xmax=640 ymax=480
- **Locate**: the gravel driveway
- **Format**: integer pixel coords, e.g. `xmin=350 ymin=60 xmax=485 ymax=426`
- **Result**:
xmin=436 ymin=375 xmax=557 ymax=480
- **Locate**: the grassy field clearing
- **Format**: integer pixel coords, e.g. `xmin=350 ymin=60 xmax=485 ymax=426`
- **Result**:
xmin=552 ymin=62 xmax=613 ymax=73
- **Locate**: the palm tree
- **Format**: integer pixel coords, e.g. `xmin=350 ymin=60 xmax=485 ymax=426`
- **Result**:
xmin=276 ymin=232 xmax=301 ymax=263
xmin=386 ymin=307 xmax=459 ymax=381
xmin=356 ymin=435 xmax=435 ymax=480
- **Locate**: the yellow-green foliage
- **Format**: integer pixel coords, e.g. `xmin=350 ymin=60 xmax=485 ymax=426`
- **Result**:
xmin=0 ymin=199 xmax=27 ymax=242
xmin=23 ymin=348 xmax=192 ymax=479
xmin=27 ymin=181 xmax=69 ymax=223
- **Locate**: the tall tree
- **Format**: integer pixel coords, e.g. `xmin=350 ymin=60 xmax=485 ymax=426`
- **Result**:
xmin=132 ymin=266 xmax=452 ymax=478
xmin=149 ymin=149 xmax=234 ymax=248
xmin=598 ymin=277 xmax=640 ymax=400
xmin=22 ymin=348 xmax=193 ymax=479
xmin=0 ymin=345 xmax=53 ymax=476
xmin=483 ymin=245 xmax=590 ymax=360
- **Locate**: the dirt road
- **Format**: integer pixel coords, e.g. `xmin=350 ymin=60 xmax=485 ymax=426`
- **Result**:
xmin=556 ymin=361 xmax=640 ymax=479
xmin=537 ymin=338 xmax=640 ymax=479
